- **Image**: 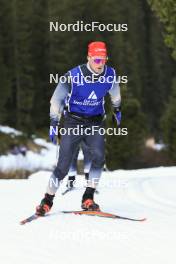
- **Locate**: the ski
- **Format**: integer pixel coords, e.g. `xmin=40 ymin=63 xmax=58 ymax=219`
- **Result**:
xmin=62 ymin=210 xmax=146 ymax=222
xmin=20 ymin=210 xmax=146 ymax=224
xmin=20 ymin=214 xmax=42 ymax=225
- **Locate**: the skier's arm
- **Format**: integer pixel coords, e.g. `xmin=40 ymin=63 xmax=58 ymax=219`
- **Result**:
xmin=50 ymin=73 xmax=70 ymax=124
xmin=109 ymin=81 xmax=121 ymax=110
xmin=109 ymin=76 xmax=122 ymax=126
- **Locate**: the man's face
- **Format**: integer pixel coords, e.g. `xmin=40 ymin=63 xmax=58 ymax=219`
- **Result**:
xmin=88 ymin=56 xmax=107 ymax=74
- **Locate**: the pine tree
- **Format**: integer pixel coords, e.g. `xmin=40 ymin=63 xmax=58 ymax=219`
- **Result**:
xmin=0 ymin=0 xmax=14 ymax=124
xmin=11 ymin=0 xmax=34 ymax=132
xmin=161 ymin=78 xmax=176 ymax=160
xmin=106 ymin=86 xmax=147 ymax=169
xmin=148 ymin=0 xmax=176 ymax=60
xmin=141 ymin=6 xmax=175 ymax=134
xmin=0 ymin=44 xmax=11 ymax=123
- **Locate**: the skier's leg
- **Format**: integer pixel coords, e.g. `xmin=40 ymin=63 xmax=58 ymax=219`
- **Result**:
xmin=82 ymin=122 xmax=105 ymax=210
xmin=37 ymin=116 xmax=83 ymax=215
xmin=66 ymin=145 xmax=80 ymax=188
xmin=81 ymin=141 xmax=92 ymax=180
xmin=84 ymin=127 xmax=105 ymax=188
xmin=36 ymin=134 xmax=81 ymax=215
xmin=46 ymin=131 xmax=82 ymax=195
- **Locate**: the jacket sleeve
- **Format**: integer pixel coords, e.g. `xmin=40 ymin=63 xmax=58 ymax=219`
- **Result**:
xmin=108 ymin=81 xmax=121 ymax=109
xmin=50 ymin=74 xmax=70 ymax=122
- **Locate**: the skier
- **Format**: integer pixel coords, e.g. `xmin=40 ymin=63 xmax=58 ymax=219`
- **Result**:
xmin=65 ymin=141 xmax=92 ymax=190
xmin=36 ymin=41 xmax=121 ymax=215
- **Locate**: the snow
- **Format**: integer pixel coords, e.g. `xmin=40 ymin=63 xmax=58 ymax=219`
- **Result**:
xmin=0 ymin=137 xmax=84 ymax=172
xmin=0 ymin=124 xmax=82 ymax=172
xmin=1 ymin=167 xmax=176 ymax=264
xmin=0 ymin=138 xmax=58 ymax=172
xmin=0 ymin=124 xmax=59 ymax=172
xmin=0 ymin=125 xmax=22 ymax=136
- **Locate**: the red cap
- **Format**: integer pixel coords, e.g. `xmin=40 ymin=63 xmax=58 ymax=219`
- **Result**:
xmin=88 ymin=41 xmax=107 ymax=57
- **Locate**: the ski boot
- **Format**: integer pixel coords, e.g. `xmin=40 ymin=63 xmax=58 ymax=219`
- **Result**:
xmin=81 ymin=187 xmax=100 ymax=211
xmin=36 ymin=193 xmax=55 ymax=216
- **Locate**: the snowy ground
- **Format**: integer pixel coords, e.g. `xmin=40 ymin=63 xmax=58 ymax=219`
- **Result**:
xmin=0 ymin=131 xmax=83 ymax=172
xmin=0 ymin=167 xmax=176 ymax=264
xmin=0 ymin=125 xmax=59 ymax=172
xmin=0 ymin=138 xmax=58 ymax=172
